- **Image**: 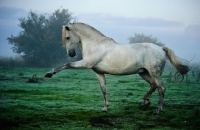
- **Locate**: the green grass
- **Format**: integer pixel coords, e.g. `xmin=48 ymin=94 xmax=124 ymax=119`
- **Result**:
xmin=0 ymin=67 xmax=200 ymax=129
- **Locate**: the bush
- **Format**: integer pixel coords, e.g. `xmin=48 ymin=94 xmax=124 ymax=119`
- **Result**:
xmin=0 ymin=56 xmax=25 ymax=67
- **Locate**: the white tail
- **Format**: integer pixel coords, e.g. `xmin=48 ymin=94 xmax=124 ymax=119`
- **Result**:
xmin=163 ymin=46 xmax=190 ymax=78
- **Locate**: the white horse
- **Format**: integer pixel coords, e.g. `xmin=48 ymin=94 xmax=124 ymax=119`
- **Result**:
xmin=45 ymin=22 xmax=189 ymax=114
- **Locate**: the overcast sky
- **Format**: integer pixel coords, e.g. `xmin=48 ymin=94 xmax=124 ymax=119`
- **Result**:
xmin=0 ymin=0 xmax=200 ymax=62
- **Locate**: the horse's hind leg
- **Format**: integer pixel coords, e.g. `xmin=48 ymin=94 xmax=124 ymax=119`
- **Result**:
xmin=153 ymin=78 xmax=166 ymax=114
xmin=144 ymin=85 xmax=156 ymax=107
xmin=139 ymin=70 xmax=166 ymax=114
xmin=139 ymin=72 xmax=156 ymax=108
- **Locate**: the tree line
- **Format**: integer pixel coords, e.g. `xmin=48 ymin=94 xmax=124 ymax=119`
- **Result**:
xmin=7 ymin=9 xmax=74 ymax=67
xmin=4 ymin=9 xmax=164 ymax=68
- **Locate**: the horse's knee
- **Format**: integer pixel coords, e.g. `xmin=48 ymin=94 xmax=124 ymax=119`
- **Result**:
xmin=100 ymin=85 xmax=106 ymax=93
xmin=158 ymin=87 xmax=165 ymax=97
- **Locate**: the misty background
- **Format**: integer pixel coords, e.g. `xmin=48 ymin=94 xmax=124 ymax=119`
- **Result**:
xmin=0 ymin=0 xmax=200 ymax=64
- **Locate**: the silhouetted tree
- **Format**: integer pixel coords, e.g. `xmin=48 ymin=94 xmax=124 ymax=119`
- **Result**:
xmin=128 ymin=33 xmax=164 ymax=46
xmin=7 ymin=9 xmax=73 ymax=67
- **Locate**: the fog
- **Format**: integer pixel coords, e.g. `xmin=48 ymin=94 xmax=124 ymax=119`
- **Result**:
xmin=0 ymin=0 xmax=200 ymax=62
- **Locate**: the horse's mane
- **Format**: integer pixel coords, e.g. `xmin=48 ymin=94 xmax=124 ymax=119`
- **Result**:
xmin=71 ymin=22 xmax=105 ymax=37
xmin=68 ymin=22 xmax=117 ymax=43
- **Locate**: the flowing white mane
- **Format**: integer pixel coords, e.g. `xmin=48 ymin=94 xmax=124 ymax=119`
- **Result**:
xmin=67 ymin=22 xmax=116 ymax=43
xmin=70 ymin=22 xmax=105 ymax=37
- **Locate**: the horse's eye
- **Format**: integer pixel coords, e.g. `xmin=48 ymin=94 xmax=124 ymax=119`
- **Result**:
xmin=66 ymin=37 xmax=70 ymax=40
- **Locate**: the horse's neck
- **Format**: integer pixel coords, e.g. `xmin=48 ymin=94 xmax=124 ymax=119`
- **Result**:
xmin=76 ymin=27 xmax=103 ymax=40
xmin=75 ymin=24 xmax=117 ymax=54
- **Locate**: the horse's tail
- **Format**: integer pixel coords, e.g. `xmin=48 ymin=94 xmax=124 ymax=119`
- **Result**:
xmin=62 ymin=26 xmax=66 ymax=46
xmin=163 ymin=46 xmax=190 ymax=80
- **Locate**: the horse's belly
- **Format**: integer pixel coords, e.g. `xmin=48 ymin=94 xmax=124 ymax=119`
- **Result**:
xmin=93 ymin=64 xmax=143 ymax=75
xmin=92 ymin=47 xmax=143 ymax=74
xmin=93 ymin=56 xmax=142 ymax=75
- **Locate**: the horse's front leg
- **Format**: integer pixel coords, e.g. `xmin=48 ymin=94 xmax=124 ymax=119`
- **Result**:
xmin=44 ymin=64 xmax=69 ymax=77
xmin=95 ymin=73 xmax=108 ymax=112
xmin=44 ymin=60 xmax=88 ymax=78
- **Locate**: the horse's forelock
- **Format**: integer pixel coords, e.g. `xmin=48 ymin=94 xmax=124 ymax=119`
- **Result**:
xmin=62 ymin=26 xmax=67 ymax=46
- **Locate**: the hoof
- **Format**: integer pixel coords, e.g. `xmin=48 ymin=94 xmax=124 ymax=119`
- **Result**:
xmin=152 ymin=110 xmax=160 ymax=115
xmin=101 ymin=108 xmax=107 ymax=112
xmin=101 ymin=109 xmax=107 ymax=112
xmin=44 ymin=72 xmax=53 ymax=78
xmin=145 ymin=102 xmax=150 ymax=108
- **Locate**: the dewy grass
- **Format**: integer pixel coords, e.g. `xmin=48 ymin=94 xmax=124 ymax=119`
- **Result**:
xmin=0 ymin=67 xmax=200 ymax=129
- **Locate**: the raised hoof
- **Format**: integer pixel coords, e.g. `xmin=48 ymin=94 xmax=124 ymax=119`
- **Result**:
xmin=44 ymin=72 xmax=53 ymax=78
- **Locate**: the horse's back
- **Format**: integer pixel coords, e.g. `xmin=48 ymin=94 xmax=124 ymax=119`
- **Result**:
xmin=130 ymin=42 xmax=163 ymax=53
xmin=130 ymin=42 xmax=165 ymax=58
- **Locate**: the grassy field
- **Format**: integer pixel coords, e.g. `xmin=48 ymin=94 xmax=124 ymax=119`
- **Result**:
xmin=0 ymin=67 xmax=200 ymax=130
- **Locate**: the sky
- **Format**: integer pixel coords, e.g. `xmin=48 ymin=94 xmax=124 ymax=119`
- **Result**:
xmin=0 ymin=0 xmax=200 ymax=62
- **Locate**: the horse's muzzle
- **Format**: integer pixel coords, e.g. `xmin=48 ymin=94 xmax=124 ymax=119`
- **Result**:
xmin=68 ymin=49 xmax=76 ymax=57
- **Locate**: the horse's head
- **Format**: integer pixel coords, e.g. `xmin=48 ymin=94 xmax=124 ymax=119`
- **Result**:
xmin=62 ymin=24 xmax=80 ymax=57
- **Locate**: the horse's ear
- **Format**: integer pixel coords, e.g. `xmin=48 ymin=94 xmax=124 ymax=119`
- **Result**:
xmin=65 ymin=26 xmax=70 ymax=31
